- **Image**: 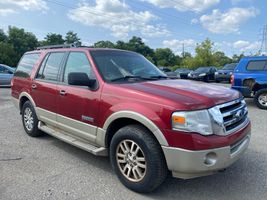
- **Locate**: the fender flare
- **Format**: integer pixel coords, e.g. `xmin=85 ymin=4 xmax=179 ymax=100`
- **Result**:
xmin=19 ymin=92 xmax=36 ymax=110
xmin=102 ymin=110 xmax=169 ymax=146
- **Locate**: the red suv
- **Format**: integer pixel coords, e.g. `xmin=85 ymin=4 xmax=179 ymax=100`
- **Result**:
xmin=11 ymin=45 xmax=251 ymax=193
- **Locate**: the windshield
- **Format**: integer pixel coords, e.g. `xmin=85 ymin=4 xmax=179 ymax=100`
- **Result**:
xmin=90 ymin=50 xmax=166 ymax=82
xmin=1 ymin=64 xmax=14 ymax=72
xmin=194 ymin=67 xmax=210 ymax=73
xmin=222 ymin=63 xmax=237 ymax=70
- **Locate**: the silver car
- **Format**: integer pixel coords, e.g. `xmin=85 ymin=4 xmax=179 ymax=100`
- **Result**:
xmin=0 ymin=64 xmax=15 ymax=87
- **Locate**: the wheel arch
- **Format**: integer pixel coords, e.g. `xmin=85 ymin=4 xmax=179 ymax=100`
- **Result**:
xmin=19 ymin=92 xmax=36 ymax=112
xmin=102 ymin=111 xmax=169 ymax=148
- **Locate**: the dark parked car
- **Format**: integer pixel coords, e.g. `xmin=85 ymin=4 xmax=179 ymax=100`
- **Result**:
xmin=231 ymin=56 xmax=267 ymax=109
xmin=159 ymin=66 xmax=179 ymax=79
xmin=215 ymin=63 xmax=237 ymax=83
xmin=0 ymin=64 xmax=15 ymax=86
xmin=175 ymin=68 xmax=192 ymax=79
xmin=188 ymin=67 xmax=217 ymax=82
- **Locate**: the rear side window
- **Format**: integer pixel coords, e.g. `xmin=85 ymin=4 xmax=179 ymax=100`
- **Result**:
xmin=14 ymin=53 xmax=40 ymax=78
xmin=247 ymin=61 xmax=267 ymax=71
xmin=38 ymin=52 xmax=65 ymax=82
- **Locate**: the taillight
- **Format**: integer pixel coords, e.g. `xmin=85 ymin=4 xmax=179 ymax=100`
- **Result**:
xmin=230 ymin=74 xmax=234 ymax=86
xmin=11 ymin=78 xmax=14 ymax=87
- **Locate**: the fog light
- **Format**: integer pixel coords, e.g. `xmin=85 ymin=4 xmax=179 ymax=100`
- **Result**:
xmin=204 ymin=152 xmax=217 ymax=166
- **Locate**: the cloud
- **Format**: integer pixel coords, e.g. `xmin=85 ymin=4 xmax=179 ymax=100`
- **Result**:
xmin=68 ymin=0 xmax=170 ymax=39
xmin=163 ymin=39 xmax=196 ymax=54
xmin=233 ymin=40 xmax=260 ymax=52
xmin=0 ymin=0 xmax=48 ymax=15
xmin=200 ymin=7 xmax=259 ymax=34
xmin=141 ymin=0 xmax=220 ymax=12
xmin=0 ymin=8 xmax=16 ymax=16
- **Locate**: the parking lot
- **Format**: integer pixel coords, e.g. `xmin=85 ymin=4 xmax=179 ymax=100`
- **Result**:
xmin=0 ymin=84 xmax=267 ymax=200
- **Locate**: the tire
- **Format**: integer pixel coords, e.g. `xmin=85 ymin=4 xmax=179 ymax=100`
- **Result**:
xmin=110 ymin=124 xmax=168 ymax=193
xmin=215 ymin=79 xmax=220 ymax=83
xmin=204 ymin=76 xmax=210 ymax=82
xmin=21 ymin=101 xmax=44 ymax=137
xmin=254 ymin=89 xmax=267 ymax=110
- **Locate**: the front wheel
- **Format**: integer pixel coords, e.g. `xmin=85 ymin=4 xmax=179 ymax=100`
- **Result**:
xmin=110 ymin=125 xmax=168 ymax=193
xmin=254 ymin=89 xmax=267 ymax=110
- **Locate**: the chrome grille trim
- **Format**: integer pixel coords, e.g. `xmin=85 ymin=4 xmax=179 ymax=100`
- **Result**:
xmin=212 ymin=98 xmax=249 ymax=135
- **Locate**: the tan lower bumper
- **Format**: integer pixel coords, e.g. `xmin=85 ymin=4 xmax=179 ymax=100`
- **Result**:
xmin=162 ymin=134 xmax=250 ymax=179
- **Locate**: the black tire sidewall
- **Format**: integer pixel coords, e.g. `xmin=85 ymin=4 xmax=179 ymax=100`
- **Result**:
xmin=21 ymin=101 xmax=41 ymax=136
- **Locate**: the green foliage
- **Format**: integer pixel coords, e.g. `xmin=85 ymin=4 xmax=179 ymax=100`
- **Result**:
xmin=154 ymin=48 xmax=176 ymax=66
xmin=41 ymin=33 xmax=65 ymax=46
xmin=94 ymin=40 xmax=116 ymax=48
xmin=65 ymin=31 xmax=81 ymax=46
xmin=0 ymin=42 xmax=16 ymax=66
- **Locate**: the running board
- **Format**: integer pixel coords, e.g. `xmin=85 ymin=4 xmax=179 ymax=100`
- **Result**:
xmin=38 ymin=122 xmax=107 ymax=156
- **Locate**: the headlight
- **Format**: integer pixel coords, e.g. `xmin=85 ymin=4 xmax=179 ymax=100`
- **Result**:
xmin=215 ymin=72 xmax=218 ymax=75
xmin=172 ymin=108 xmax=226 ymax=136
xmin=199 ymin=73 xmax=206 ymax=76
xmin=172 ymin=110 xmax=213 ymax=135
xmin=229 ymin=72 xmax=233 ymax=75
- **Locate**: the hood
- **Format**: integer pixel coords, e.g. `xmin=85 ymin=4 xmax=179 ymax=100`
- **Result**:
xmin=119 ymin=80 xmax=241 ymax=110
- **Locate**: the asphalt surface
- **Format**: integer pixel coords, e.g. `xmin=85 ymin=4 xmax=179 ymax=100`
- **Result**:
xmin=0 ymin=84 xmax=267 ymax=200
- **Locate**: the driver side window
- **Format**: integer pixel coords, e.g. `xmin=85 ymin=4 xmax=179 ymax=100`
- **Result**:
xmin=63 ymin=52 xmax=95 ymax=84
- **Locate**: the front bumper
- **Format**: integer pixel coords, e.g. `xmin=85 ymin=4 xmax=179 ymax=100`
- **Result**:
xmin=162 ymin=133 xmax=250 ymax=179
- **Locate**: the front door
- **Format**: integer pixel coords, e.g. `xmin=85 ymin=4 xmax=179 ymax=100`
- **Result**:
xmin=57 ymin=51 xmax=101 ymax=143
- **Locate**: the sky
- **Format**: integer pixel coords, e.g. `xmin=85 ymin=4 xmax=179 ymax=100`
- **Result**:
xmin=0 ymin=0 xmax=266 ymax=56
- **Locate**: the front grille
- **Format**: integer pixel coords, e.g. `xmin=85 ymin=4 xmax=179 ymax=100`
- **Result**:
xmin=216 ymin=98 xmax=248 ymax=135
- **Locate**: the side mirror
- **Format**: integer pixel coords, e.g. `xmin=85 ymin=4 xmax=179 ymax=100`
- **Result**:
xmin=68 ymin=72 xmax=96 ymax=88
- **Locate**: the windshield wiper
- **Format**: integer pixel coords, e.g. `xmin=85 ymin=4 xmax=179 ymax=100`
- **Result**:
xmin=148 ymin=75 xmax=168 ymax=79
xmin=110 ymin=75 xmax=144 ymax=82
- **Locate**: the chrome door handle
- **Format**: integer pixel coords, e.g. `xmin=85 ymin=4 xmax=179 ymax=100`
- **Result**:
xmin=59 ymin=90 xmax=66 ymax=96
xmin=32 ymin=84 xmax=37 ymax=89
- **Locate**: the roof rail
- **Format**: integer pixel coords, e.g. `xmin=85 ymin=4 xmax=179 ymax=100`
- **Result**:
xmin=36 ymin=43 xmax=78 ymax=50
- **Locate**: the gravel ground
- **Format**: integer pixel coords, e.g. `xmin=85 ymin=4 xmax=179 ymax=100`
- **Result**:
xmin=0 ymin=84 xmax=267 ymax=200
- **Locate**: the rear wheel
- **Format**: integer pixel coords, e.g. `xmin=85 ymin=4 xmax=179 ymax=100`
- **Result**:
xmin=21 ymin=101 xmax=43 ymax=137
xmin=110 ymin=124 xmax=168 ymax=193
xmin=254 ymin=89 xmax=267 ymax=110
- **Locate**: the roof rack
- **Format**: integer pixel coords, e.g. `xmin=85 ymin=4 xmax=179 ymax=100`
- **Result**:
xmin=36 ymin=43 xmax=79 ymax=50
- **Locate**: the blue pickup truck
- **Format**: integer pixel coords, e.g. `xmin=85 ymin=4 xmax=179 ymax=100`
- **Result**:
xmin=231 ymin=56 xmax=267 ymax=109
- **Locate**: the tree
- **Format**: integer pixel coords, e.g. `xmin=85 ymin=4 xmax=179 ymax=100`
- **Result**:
xmin=41 ymin=33 xmax=65 ymax=46
xmin=232 ymin=53 xmax=245 ymax=62
xmin=0 ymin=42 xmax=16 ymax=66
xmin=213 ymin=51 xmax=232 ymax=67
xmin=65 ymin=31 xmax=81 ymax=46
xmin=7 ymin=26 xmax=38 ymax=66
xmin=94 ymin=40 xmax=116 ymax=48
xmin=0 ymin=29 xmax=7 ymax=42
xmin=154 ymin=48 xmax=176 ymax=66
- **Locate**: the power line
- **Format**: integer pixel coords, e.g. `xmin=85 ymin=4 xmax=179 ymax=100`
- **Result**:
xmin=259 ymin=25 xmax=267 ymax=54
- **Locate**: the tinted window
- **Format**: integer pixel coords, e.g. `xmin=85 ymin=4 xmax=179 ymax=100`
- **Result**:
xmin=36 ymin=54 xmax=49 ymax=79
xmin=223 ymin=63 xmax=237 ymax=70
xmin=247 ymin=61 xmax=267 ymax=71
xmin=14 ymin=53 xmax=40 ymax=78
xmin=40 ymin=52 xmax=65 ymax=81
xmin=63 ymin=52 xmax=95 ymax=83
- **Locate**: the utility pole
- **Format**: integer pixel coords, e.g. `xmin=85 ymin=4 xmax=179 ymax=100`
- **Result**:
xmin=259 ymin=25 xmax=267 ymax=55
xmin=182 ymin=43 xmax=185 ymax=58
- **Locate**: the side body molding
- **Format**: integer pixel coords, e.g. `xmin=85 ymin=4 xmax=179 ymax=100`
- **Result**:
xmin=100 ymin=111 xmax=169 ymax=147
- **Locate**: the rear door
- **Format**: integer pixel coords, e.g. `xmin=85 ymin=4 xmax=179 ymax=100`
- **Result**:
xmin=56 ymin=51 xmax=101 ymax=142
xmin=31 ymin=52 xmax=66 ymax=127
